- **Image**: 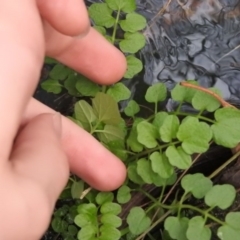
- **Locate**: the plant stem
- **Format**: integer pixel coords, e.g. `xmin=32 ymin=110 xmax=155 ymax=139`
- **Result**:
xmin=129 ymin=141 xmax=181 ymax=161
xmin=150 ymin=185 xmax=166 ymax=222
xmin=171 ymin=112 xmax=216 ymax=124
xmin=154 ymin=102 xmax=158 ymax=115
xmin=159 ymin=185 xmax=166 ymax=204
xmin=208 ymin=150 xmax=240 ymax=179
xmin=138 ymin=188 xmax=159 ymax=205
xmin=177 ymin=192 xmax=187 ymax=218
xmin=69 ymin=177 xmax=76 ymax=183
xmin=135 ymin=210 xmax=172 ymax=240
xmin=176 ymin=102 xmax=183 ymax=113
xmin=147 ymin=233 xmax=155 ymax=240
xmin=162 ymin=152 xmax=202 ymax=204
xmin=101 ymin=85 xmax=107 ymax=93
xmin=120 ymin=227 xmax=129 ymax=237
xmin=180 ymin=204 xmax=226 ymax=225
xmin=112 ymin=8 xmax=121 ymax=44
xmin=90 ymin=121 xmax=101 ymax=135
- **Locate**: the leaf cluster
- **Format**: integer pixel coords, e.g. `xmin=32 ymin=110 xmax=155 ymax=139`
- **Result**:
xmin=41 ymin=0 xmax=240 ymax=239
xmin=74 ymin=192 xmax=123 ymax=240
xmin=41 ymin=63 xmax=100 ymax=96
xmin=165 ymin=173 xmax=240 ymax=240
xmin=47 ymin=78 xmax=240 ymax=240
xmin=51 ymin=204 xmax=79 ymax=240
xmin=88 ymin=0 xmax=147 ymax=78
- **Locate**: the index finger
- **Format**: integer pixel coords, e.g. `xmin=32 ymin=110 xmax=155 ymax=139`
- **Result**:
xmin=0 ymin=0 xmax=44 ymax=160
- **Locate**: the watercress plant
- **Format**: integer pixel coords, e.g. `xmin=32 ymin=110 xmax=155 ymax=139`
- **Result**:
xmin=40 ymin=0 xmax=240 ymax=240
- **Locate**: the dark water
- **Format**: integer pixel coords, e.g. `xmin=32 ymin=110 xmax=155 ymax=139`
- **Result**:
xmin=137 ymin=0 xmax=240 ymax=101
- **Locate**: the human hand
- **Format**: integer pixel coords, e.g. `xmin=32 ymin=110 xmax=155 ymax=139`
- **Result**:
xmin=0 ymin=0 xmax=127 ymax=239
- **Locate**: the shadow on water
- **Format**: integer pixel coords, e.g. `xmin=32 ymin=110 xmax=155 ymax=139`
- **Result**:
xmin=38 ymin=0 xmax=240 ymax=239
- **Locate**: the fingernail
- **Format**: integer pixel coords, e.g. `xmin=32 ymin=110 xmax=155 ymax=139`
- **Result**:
xmin=52 ymin=113 xmax=62 ymax=138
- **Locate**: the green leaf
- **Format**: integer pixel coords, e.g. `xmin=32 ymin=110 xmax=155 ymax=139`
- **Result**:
xmin=71 ymin=180 xmax=84 ymax=199
xmin=127 ymin=163 xmax=145 ymax=185
xmin=74 ymin=100 xmax=96 ymax=132
xmin=74 ymin=213 xmax=95 ymax=228
xmin=51 ymin=217 xmax=68 ymax=233
xmin=64 ymin=74 xmax=81 ymax=96
xmin=100 ymin=202 xmax=122 ymax=215
xmin=76 ymin=75 xmax=100 ymax=97
xmin=106 ymin=140 xmax=128 ymax=161
xmin=124 ymin=100 xmax=140 ymax=117
xmin=68 ymin=225 xmax=78 ymax=236
xmin=99 ymin=225 xmax=121 ymax=240
xmin=152 ymin=112 xmax=169 ymax=129
xmin=218 ymin=226 xmax=240 ymax=240
xmin=181 ymin=173 xmax=213 ymax=199
xmin=88 ymin=3 xmax=115 ymax=28
xmin=54 ymin=205 xmax=68 ymax=217
xmin=117 ymin=186 xmax=131 ymax=204
xmin=66 ymin=211 xmax=77 ymax=224
xmin=137 ymin=158 xmax=153 ymax=184
xmin=44 ymin=57 xmax=58 ymax=64
xmin=186 ymin=216 xmax=211 ymax=240
xmin=136 ymin=158 xmax=166 ymax=186
xmin=68 ymin=117 xmax=83 ymax=128
xmin=150 ymin=172 xmax=177 ymax=187
xmin=160 ymin=115 xmax=180 ymax=142
xmin=64 ymin=236 xmax=76 ymax=240
xmin=41 ymin=79 xmax=62 ymax=94
xmin=150 ymin=152 xmax=174 ymax=179
xmin=127 ymin=207 xmax=151 ymax=235
xmin=105 ymin=0 xmax=136 ymax=13
xmin=145 ymin=83 xmax=167 ymax=103
xmin=106 ymin=83 xmax=131 ymax=102
xmin=171 ymin=81 xmax=198 ymax=103
xmin=151 ymin=172 xmax=168 ymax=187
xmin=77 ymin=225 xmax=96 ymax=240
xmin=49 ymin=64 xmax=71 ymax=80
xmin=120 ymin=32 xmax=146 ymax=54
xmin=204 ymin=184 xmax=236 ymax=210
xmin=165 ymin=172 xmax=177 ymax=186
xmin=164 ymin=217 xmax=189 ymax=240
xmin=92 ymin=92 xmax=121 ymax=125
xmin=211 ymin=108 xmax=240 ymax=148
xmin=120 ymin=13 xmax=147 ymax=32
xmin=59 ymin=188 xmax=72 ymax=199
xmin=96 ymin=192 xmax=114 ymax=205
xmin=94 ymin=26 xmax=106 ymax=35
xmin=166 ymin=146 xmax=192 ymax=169
xmin=77 ymin=203 xmax=97 ymax=216
xmin=218 ymin=212 xmax=240 ymax=240
xmin=192 ymin=88 xmax=221 ymax=112
xmin=224 ymin=212 xmax=240 ymax=230
xmin=117 ymin=118 xmax=128 ymax=136
xmin=127 ymin=118 xmax=144 ymax=152
xmin=124 ymin=55 xmax=143 ymax=79
xmin=177 ymin=117 xmax=212 ymax=154
xmin=137 ymin=121 xmax=159 ymax=148
xmin=97 ymin=125 xmax=125 ymax=143
xmin=101 ymin=214 xmax=122 ymax=228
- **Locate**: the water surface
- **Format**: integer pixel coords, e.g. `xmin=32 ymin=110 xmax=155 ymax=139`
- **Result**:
xmin=137 ymin=0 xmax=240 ymax=101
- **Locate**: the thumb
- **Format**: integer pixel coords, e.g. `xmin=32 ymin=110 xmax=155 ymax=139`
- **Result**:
xmin=11 ymin=113 xmax=69 ymax=205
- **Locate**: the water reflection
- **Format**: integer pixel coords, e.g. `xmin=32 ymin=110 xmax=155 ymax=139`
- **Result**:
xmin=138 ymin=0 xmax=240 ymax=100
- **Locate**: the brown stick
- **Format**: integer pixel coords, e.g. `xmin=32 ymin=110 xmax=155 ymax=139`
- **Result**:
xmin=180 ymin=81 xmax=236 ymax=109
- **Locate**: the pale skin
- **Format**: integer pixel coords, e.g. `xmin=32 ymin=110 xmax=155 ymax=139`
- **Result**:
xmin=0 ymin=0 xmax=127 ymax=239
